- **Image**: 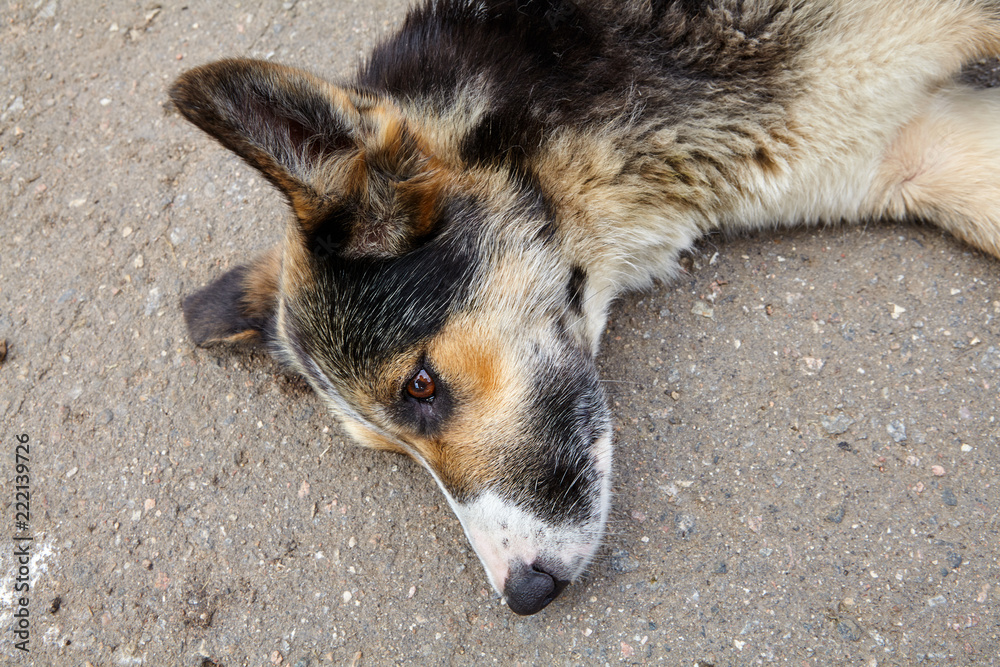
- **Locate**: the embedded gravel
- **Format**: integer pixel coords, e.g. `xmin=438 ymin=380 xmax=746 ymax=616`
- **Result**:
xmin=1 ymin=2 xmax=998 ymax=665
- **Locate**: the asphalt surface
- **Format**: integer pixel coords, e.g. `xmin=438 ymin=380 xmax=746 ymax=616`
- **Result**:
xmin=1 ymin=1 xmax=998 ymax=665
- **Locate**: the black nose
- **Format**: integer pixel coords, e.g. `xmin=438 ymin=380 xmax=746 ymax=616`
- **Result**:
xmin=503 ymin=563 xmax=570 ymax=615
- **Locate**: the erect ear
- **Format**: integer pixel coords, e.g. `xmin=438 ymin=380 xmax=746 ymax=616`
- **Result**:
xmin=170 ymin=58 xmax=358 ymax=223
xmin=183 ymin=248 xmax=280 ymax=346
xmin=170 ymin=59 xmax=449 ymax=258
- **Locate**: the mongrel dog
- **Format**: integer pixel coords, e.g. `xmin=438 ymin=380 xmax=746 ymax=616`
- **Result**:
xmin=170 ymin=0 xmax=1000 ymax=615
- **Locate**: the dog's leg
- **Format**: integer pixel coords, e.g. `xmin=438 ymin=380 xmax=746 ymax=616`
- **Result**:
xmin=867 ymin=83 xmax=1000 ymax=259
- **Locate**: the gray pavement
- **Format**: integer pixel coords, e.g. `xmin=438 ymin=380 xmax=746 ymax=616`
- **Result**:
xmin=1 ymin=1 xmax=998 ymax=665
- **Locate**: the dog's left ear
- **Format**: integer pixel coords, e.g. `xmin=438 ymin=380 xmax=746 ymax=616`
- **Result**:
xmin=183 ymin=249 xmax=280 ymax=346
xmin=170 ymin=58 xmax=447 ymax=258
xmin=170 ymin=58 xmax=358 ymax=224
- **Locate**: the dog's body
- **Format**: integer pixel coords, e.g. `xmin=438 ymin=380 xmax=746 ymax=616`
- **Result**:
xmin=170 ymin=0 xmax=1000 ymax=615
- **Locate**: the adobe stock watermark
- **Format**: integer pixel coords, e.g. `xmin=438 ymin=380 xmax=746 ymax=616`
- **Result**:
xmin=10 ymin=433 xmax=32 ymax=652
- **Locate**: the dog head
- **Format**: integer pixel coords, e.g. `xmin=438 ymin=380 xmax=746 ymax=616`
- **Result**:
xmin=171 ymin=59 xmax=613 ymax=615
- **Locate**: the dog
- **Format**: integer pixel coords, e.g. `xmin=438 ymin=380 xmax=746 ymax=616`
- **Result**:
xmin=169 ymin=0 xmax=1000 ymax=615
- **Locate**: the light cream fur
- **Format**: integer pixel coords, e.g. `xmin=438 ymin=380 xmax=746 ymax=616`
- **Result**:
xmin=534 ymin=1 xmax=1000 ymax=329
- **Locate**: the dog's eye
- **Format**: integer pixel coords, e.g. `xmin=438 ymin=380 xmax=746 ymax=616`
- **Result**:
xmin=406 ymin=368 xmax=435 ymax=400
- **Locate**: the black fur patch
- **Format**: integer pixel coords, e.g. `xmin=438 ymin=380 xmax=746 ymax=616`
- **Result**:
xmin=496 ymin=353 xmax=608 ymax=523
xmin=361 ymin=0 xmax=806 ymax=191
xmin=287 ymin=218 xmax=477 ymax=382
xmin=306 ymin=203 xmax=353 ymax=260
xmin=566 ymin=265 xmax=587 ymax=315
xmin=359 ymin=0 xmax=607 ymax=170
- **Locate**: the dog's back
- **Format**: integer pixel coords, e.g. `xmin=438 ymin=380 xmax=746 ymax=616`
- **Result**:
xmin=171 ymin=0 xmax=1000 ymax=614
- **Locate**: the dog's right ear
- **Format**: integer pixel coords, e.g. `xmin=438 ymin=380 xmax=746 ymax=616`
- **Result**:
xmin=169 ymin=58 xmax=358 ymax=224
xmin=183 ymin=248 xmax=280 ymax=346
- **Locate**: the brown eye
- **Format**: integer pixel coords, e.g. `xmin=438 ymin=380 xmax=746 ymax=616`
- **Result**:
xmin=407 ymin=368 xmax=435 ymax=400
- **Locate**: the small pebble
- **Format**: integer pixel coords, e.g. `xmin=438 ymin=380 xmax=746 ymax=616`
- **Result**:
xmin=931 ymin=465 xmax=946 ymax=477
xmin=3 ymin=96 xmax=24 ymax=117
xmin=691 ymin=300 xmax=714 ymax=319
xmin=674 ymin=513 xmax=696 ymax=538
xmin=941 ymin=488 xmax=958 ymax=507
xmin=610 ymin=549 xmax=639 ymax=573
xmin=837 ymin=619 xmax=863 ymax=642
xmin=36 ymin=1 xmax=57 ymax=19
xmin=822 ymin=414 xmax=855 ymax=435
xmin=801 ymin=356 xmax=824 ymax=374
xmin=886 ymin=420 xmax=907 ymax=443
xmin=980 ymin=346 xmax=1000 ymax=371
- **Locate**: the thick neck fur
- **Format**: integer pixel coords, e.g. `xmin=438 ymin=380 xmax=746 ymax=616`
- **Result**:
xmin=359 ymin=0 xmax=808 ymax=305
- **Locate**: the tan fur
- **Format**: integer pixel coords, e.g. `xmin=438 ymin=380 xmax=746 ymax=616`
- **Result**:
xmin=421 ymin=315 xmax=531 ymax=495
xmin=278 ymin=229 xmax=316 ymax=296
xmin=172 ymin=0 xmax=1000 ymax=615
xmin=241 ymin=247 xmax=282 ymax=318
xmin=531 ymin=2 xmax=1000 ymax=313
xmin=870 ymin=84 xmax=1000 ymax=257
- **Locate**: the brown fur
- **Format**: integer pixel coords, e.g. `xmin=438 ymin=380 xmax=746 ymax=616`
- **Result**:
xmin=171 ymin=0 xmax=1000 ymax=615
